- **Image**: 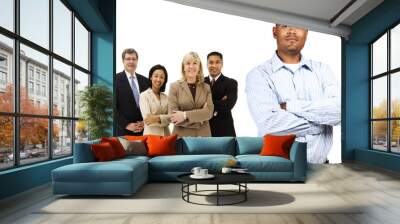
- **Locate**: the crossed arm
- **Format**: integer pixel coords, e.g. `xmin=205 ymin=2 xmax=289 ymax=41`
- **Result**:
xmin=245 ymin=67 xmax=340 ymax=137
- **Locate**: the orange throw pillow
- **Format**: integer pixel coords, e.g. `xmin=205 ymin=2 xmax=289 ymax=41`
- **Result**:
xmin=101 ymin=137 xmax=126 ymax=158
xmin=259 ymin=134 xmax=296 ymax=159
xmin=146 ymin=135 xmax=177 ymax=157
xmin=124 ymin=135 xmax=148 ymax=143
xmin=91 ymin=142 xmax=117 ymax=161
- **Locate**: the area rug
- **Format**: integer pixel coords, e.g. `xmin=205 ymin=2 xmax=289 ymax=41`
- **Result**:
xmin=37 ymin=183 xmax=362 ymax=214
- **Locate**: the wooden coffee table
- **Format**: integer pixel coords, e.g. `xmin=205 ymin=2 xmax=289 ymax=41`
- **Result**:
xmin=177 ymin=172 xmax=255 ymax=206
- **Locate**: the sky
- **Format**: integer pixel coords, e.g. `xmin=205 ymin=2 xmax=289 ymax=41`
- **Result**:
xmin=117 ymin=0 xmax=343 ymax=162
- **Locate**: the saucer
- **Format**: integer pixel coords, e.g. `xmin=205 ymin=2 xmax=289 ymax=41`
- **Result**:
xmin=190 ymin=174 xmax=215 ymax=179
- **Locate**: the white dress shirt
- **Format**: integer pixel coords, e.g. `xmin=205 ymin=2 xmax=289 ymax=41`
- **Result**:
xmin=245 ymin=53 xmax=341 ymax=163
xmin=208 ymin=73 xmax=222 ymax=82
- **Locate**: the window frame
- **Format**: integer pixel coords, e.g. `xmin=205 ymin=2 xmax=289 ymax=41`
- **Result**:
xmin=370 ymin=20 xmax=400 ymax=154
xmin=0 ymin=0 xmax=92 ymax=171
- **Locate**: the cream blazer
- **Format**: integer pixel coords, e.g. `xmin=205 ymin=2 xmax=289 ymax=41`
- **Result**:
xmin=168 ymin=80 xmax=214 ymax=137
xmin=139 ymin=89 xmax=171 ymax=136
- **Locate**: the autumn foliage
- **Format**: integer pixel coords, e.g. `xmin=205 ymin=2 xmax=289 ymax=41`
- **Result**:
xmin=372 ymin=99 xmax=400 ymax=142
xmin=0 ymin=84 xmax=59 ymax=150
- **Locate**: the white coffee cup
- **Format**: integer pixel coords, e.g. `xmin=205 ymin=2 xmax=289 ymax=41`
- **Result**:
xmin=200 ymin=169 xmax=208 ymax=176
xmin=221 ymin=167 xmax=232 ymax=174
xmin=191 ymin=167 xmax=202 ymax=176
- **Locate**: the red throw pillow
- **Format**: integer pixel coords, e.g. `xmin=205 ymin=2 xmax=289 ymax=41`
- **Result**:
xmin=146 ymin=135 xmax=177 ymax=157
xmin=259 ymin=134 xmax=296 ymax=159
xmin=91 ymin=142 xmax=117 ymax=161
xmin=101 ymin=137 xmax=126 ymax=158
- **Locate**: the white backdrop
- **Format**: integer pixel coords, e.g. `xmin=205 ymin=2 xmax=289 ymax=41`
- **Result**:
xmin=116 ymin=0 xmax=342 ymax=163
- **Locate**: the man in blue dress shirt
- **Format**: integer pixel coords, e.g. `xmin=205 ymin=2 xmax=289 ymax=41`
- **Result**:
xmin=245 ymin=24 xmax=341 ymax=164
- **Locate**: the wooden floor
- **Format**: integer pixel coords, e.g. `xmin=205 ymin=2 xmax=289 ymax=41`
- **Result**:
xmin=1 ymin=162 xmax=400 ymax=224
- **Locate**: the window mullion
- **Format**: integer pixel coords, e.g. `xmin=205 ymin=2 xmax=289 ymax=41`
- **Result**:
xmin=388 ymin=30 xmax=391 ymax=153
xmin=71 ymin=11 xmax=76 ymax=155
xmin=48 ymin=0 xmax=53 ymax=160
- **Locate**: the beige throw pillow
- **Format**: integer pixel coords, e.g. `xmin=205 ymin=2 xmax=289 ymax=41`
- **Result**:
xmin=118 ymin=137 xmax=147 ymax=156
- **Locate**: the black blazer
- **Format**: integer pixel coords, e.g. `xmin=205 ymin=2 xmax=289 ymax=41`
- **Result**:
xmin=115 ymin=71 xmax=149 ymax=136
xmin=204 ymin=74 xmax=237 ymax=137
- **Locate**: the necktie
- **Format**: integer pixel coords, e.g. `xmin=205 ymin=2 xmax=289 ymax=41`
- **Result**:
xmin=211 ymin=78 xmax=215 ymax=87
xmin=130 ymin=75 xmax=140 ymax=108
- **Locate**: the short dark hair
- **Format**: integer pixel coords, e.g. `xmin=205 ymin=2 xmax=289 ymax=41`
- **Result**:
xmin=148 ymin=64 xmax=168 ymax=92
xmin=207 ymin=51 xmax=223 ymax=60
xmin=122 ymin=48 xmax=138 ymax=60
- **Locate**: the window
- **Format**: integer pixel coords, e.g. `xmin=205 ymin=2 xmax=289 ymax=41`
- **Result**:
xmin=28 ymin=67 xmax=34 ymax=80
xmin=20 ymin=0 xmax=49 ymax=49
xmin=36 ymin=83 xmax=40 ymax=95
xmin=19 ymin=117 xmax=49 ymax=165
xmin=0 ymin=34 xmax=13 ymax=113
xmin=0 ymin=0 xmax=14 ymax=32
xmin=41 ymin=73 xmax=46 ymax=83
xmin=53 ymin=59 xmax=71 ymax=117
xmin=0 ymin=71 xmax=6 ymax=85
xmin=0 ymin=116 xmax=13 ymax=170
xmin=53 ymin=119 xmax=72 ymax=158
xmin=371 ymin=23 xmax=400 ymax=154
xmin=28 ymin=81 xmax=34 ymax=94
xmin=75 ymin=18 xmax=89 ymax=70
xmin=0 ymin=0 xmax=91 ymax=170
xmin=0 ymin=54 xmax=7 ymax=67
xmin=74 ymin=69 xmax=89 ymax=118
xmin=53 ymin=0 xmax=72 ymax=60
xmin=42 ymin=85 xmax=46 ymax=97
xmin=35 ymin=70 xmax=40 ymax=81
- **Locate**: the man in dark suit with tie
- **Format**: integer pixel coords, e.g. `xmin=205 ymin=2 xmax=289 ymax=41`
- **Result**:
xmin=115 ymin=48 xmax=149 ymax=136
xmin=204 ymin=51 xmax=238 ymax=137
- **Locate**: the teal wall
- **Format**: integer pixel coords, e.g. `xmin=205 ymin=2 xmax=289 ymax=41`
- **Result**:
xmin=92 ymin=32 xmax=114 ymax=86
xmin=0 ymin=158 xmax=72 ymax=199
xmin=0 ymin=0 xmax=116 ymax=200
xmin=343 ymin=0 xmax=400 ymax=171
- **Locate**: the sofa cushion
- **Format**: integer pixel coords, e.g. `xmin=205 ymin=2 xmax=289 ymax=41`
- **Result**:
xmin=114 ymin=155 xmax=150 ymax=164
xmin=236 ymin=155 xmax=293 ymax=172
xmin=177 ymin=137 xmax=235 ymax=155
xmin=148 ymin=154 xmax=235 ymax=172
xmin=52 ymin=159 xmax=147 ymax=183
xmin=235 ymin=137 xmax=263 ymax=155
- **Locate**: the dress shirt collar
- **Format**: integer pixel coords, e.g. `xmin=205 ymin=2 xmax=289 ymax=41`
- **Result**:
xmin=209 ymin=73 xmax=222 ymax=82
xmin=125 ymin=70 xmax=137 ymax=80
xmin=270 ymin=51 xmax=312 ymax=73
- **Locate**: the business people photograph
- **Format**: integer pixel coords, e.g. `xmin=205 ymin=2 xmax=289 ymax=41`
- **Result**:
xmin=168 ymin=51 xmax=214 ymax=137
xmin=115 ymin=48 xmax=150 ymax=136
xmin=205 ymin=51 xmax=238 ymax=137
xmin=245 ymin=24 xmax=341 ymax=164
xmin=140 ymin=64 xmax=171 ymax=136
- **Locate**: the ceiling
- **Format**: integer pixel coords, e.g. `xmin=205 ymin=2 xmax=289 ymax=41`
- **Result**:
xmin=164 ymin=0 xmax=384 ymax=38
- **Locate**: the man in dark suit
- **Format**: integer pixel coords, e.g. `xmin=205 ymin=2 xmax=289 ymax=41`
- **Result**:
xmin=115 ymin=48 xmax=149 ymax=136
xmin=204 ymin=51 xmax=238 ymax=137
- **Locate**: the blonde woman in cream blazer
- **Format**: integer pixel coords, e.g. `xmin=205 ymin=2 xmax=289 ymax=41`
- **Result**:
xmin=140 ymin=64 xmax=170 ymax=136
xmin=169 ymin=52 xmax=214 ymax=137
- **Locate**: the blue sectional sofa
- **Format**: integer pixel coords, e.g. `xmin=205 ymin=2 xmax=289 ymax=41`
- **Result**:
xmin=52 ymin=137 xmax=307 ymax=196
